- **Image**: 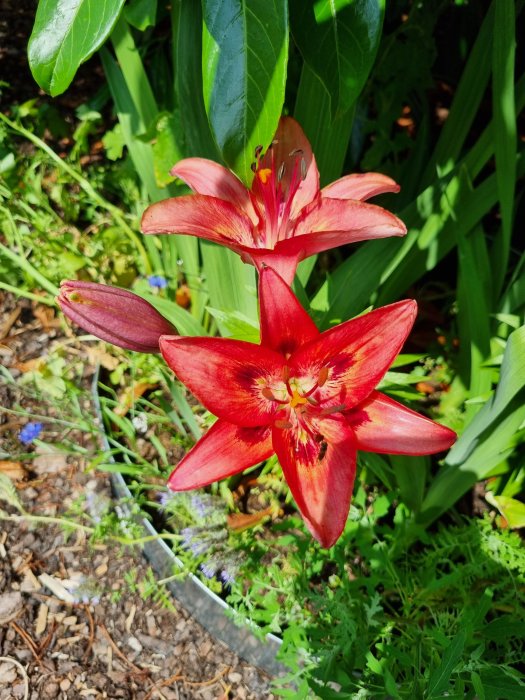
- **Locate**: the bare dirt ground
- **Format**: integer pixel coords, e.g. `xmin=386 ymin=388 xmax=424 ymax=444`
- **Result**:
xmin=0 ymin=295 xmax=277 ymax=700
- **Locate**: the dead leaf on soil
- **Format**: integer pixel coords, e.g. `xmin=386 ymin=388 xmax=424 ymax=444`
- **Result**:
xmin=0 ymin=460 xmax=27 ymax=481
xmin=226 ymin=506 xmax=275 ymax=532
xmin=85 ymin=344 xmax=121 ymax=371
xmin=114 ymin=381 xmax=157 ymax=417
xmin=14 ymin=357 xmax=45 ymax=373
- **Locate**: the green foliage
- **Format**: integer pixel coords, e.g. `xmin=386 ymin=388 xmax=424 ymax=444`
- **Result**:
xmin=28 ymin=0 xmax=126 ymax=96
xmin=291 ymin=0 xmax=384 ymax=119
xmin=202 ymin=0 xmax=289 ymax=184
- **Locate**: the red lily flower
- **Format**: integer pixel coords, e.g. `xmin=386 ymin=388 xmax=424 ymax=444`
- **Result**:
xmin=142 ymin=117 xmax=406 ymax=284
xmin=160 ymin=269 xmax=456 ymax=548
xmin=57 ymin=280 xmax=176 ymax=353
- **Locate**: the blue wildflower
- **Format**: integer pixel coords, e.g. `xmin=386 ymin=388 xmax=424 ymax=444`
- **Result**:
xmin=220 ymin=568 xmax=236 ymax=586
xmin=200 ymin=561 xmax=217 ymax=579
xmin=19 ymin=422 xmax=43 ymax=445
xmin=147 ymin=275 xmax=168 ymax=289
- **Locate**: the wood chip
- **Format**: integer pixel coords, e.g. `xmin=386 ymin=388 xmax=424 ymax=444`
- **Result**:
xmin=20 ymin=569 xmax=41 ymax=592
xmin=125 ymin=604 xmax=137 ymax=633
xmin=38 ymin=573 xmax=75 ymax=603
xmin=57 ymin=634 xmax=82 ymax=647
xmin=35 ymin=603 xmax=48 ymax=636
xmin=63 ymin=615 xmax=78 ymax=626
xmin=0 ymin=592 xmax=24 ymax=624
xmin=94 ymin=562 xmax=108 ymax=577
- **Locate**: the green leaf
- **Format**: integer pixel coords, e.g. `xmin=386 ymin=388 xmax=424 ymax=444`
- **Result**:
xmin=491 ymin=0 xmax=517 ymax=297
xmin=478 ymin=669 xmax=525 ymax=700
xmin=102 ymin=123 xmax=126 ymax=160
xmin=139 ymin=293 xmax=207 ymax=337
xmin=419 ymin=325 xmax=525 ymax=527
xmin=152 ymin=112 xmax=185 ymax=188
xmin=206 ymin=307 xmax=260 ymax=342
xmin=293 ymin=63 xmax=354 ymax=185
xmin=290 ymin=0 xmax=384 ymax=118
xmin=485 ymin=492 xmax=525 ymax=529
xmin=202 ymin=0 xmax=289 ymax=184
xmin=124 ymin=0 xmax=157 ymax=31
xmin=427 ymin=630 xmax=466 ymax=698
xmin=173 ymin=1 xmax=220 ymax=159
xmin=28 ymin=0 xmax=126 ymax=96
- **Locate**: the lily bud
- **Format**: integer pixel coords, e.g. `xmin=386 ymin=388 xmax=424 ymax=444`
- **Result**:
xmin=57 ymin=280 xmax=177 ymax=353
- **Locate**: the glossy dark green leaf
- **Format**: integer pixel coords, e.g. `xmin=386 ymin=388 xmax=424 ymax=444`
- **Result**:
xmin=290 ymin=0 xmax=384 ymax=118
xmin=202 ymin=0 xmax=289 ymax=184
xmin=173 ymin=1 xmax=220 ymax=159
xmin=28 ymin=0 xmax=126 ymax=96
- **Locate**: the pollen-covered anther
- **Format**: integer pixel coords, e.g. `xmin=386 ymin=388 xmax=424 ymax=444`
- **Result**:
xmin=275 ymin=418 xmax=293 ymax=430
xmin=317 ymin=366 xmax=329 ymax=387
xmin=257 ymin=168 xmax=272 ymax=185
xmin=262 ymin=387 xmax=286 ymax=403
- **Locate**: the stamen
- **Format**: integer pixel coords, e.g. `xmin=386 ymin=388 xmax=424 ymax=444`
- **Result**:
xmin=300 ymin=157 xmax=307 ymax=180
xmin=262 ymin=387 xmax=287 ymax=404
xmin=254 ymin=145 xmax=264 ymax=159
xmin=277 ymin=162 xmax=286 ymax=182
xmin=317 ymin=367 xmax=329 ymax=387
xmin=321 ymin=404 xmax=347 ymax=415
xmin=289 ymin=148 xmax=303 ymax=157
xmin=275 ymin=419 xmax=293 ymax=430
xmin=257 ymin=168 xmax=272 ymax=185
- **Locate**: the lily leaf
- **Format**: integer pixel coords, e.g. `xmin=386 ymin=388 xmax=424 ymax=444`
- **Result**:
xmin=202 ymin=0 xmax=289 ymax=184
xmin=290 ymin=0 xmax=384 ymax=118
xmin=28 ymin=0 xmax=126 ymax=96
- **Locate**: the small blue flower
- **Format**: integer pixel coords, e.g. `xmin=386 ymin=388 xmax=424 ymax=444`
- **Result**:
xmin=220 ymin=568 xmax=236 ymax=585
xmin=200 ymin=562 xmax=217 ymax=579
xmin=147 ymin=275 xmax=168 ymax=289
xmin=19 ymin=422 xmax=43 ymax=445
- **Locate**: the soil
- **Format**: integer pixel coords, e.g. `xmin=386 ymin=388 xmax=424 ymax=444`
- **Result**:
xmin=0 ymin=294 xmax=277 ymax=699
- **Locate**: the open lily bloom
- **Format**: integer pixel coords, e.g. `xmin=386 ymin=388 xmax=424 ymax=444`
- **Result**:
xmin=57 ymin=280 xmax=176 ymax=353
xmin=160 ymin=269 xmax=456 ymax=548
xmin=142 ymin=117 xmax=407 ymax=284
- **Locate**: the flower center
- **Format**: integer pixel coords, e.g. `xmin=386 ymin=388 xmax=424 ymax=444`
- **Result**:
xmin=250 ymin=144 xmax=307 ymax=249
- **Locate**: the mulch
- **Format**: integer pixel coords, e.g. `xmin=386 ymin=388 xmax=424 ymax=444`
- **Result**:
xmin=0 ymin=293 xmax=277 ymax=699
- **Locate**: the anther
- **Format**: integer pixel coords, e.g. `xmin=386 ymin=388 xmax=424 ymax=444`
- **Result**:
xmin=277 ymin=162 xmax=286 ymax=181
xmin=275 ymin=419 xmax=293 ymax=430
xmin=289 ymin=148 xmax=303 ymax=157
xmin=254 ymin=145 xmax=264 ymax=159
xmin=300 ymin=157 xmax=307 ymax=180
xmin=317 ymin=367 xmax=329 ymax=387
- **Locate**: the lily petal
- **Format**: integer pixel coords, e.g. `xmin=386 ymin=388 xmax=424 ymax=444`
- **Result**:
xmin=347 ymin=391 xmax=456 ymax=455
xmin=259 ymin=116 xmax=319 ymax=217
xmin=141 ymin=194 xmax=254 ymax=249
xmin=171 ymin=158 xmax=257 ymax=222
xmin=160 ymin=336 xmax=284 ymax=427
xmin=321 ymin=173 xmax=400 ymax=201
xmin=168 ymin=419 xmax=273 ymax=490
xmin=272 ymin=414 xmax=357 ymax=548
xmin=290 ymin=300 xmax=418 ymax=411
xmin=291 ymin=197 xmax=406 ymax=257
xmin=259 ymin=267 xmax=319 ymax=355
xmin=246 ymin=248 xmax=302 ymax=285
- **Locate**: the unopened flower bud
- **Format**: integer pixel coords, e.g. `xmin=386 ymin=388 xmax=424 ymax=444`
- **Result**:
xmin=57 ymin=280 xmax=177 ymax=353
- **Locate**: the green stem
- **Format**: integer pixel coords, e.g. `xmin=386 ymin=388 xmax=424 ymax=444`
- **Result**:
xmin=0 ymin=282 xmax=56 ymax=305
